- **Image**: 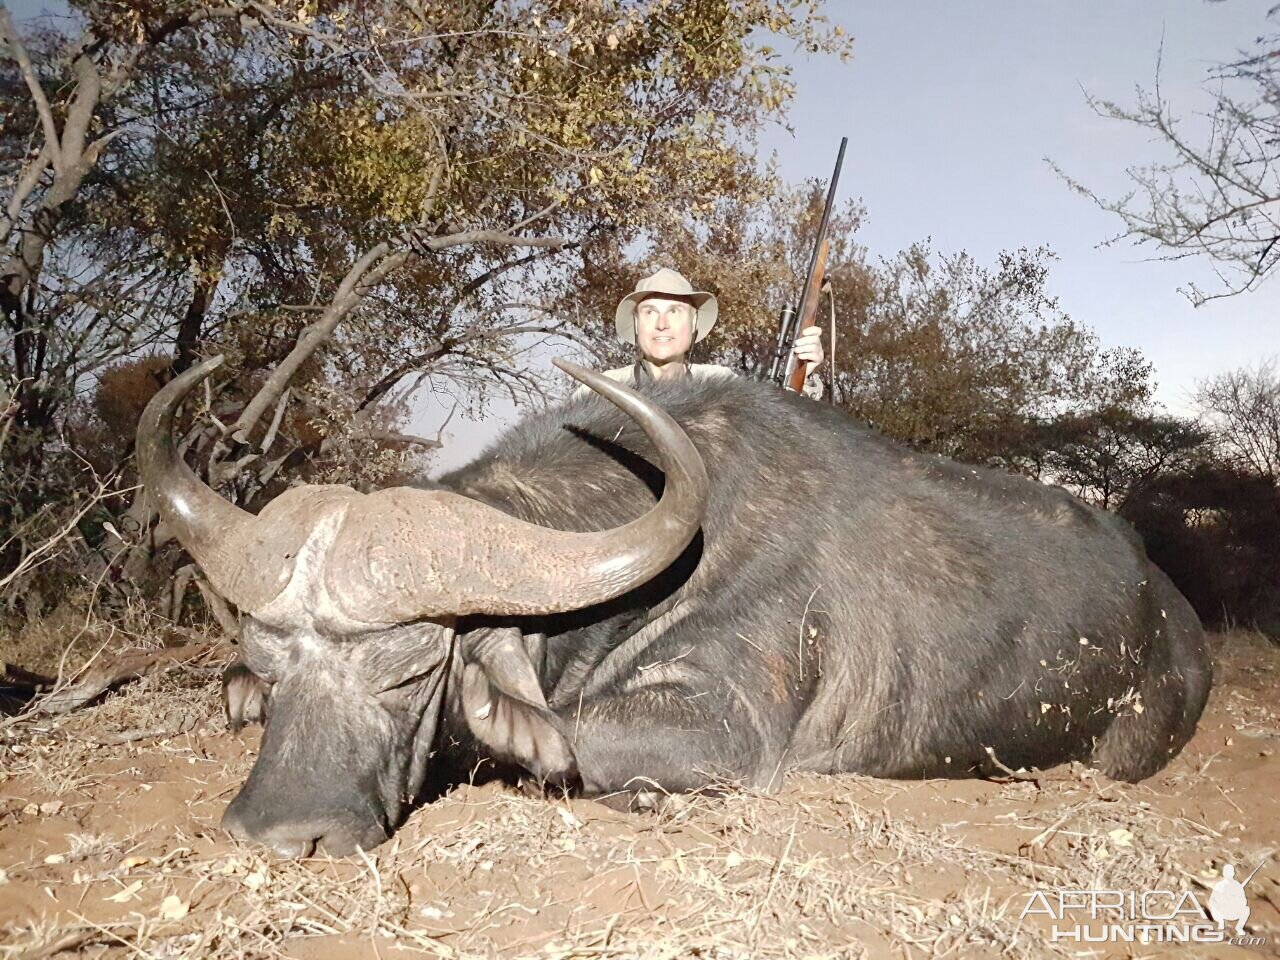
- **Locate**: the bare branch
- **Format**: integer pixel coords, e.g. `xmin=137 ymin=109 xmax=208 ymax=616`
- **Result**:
xmin=259 ymin=386 xmax=291 ymax=455
xmin=35 ymin=644 xmax=221 ymax=716
xmin=195 ymin=578 xmax=241 ymax=639
xmin=229 ymin=222 xmax=571 ymax=448
xmin=366 ymin=428 xmax=441 ymax=450
xmin=1059 ymin=16 xmax=1280 ymax=304
xmin=0 ymin=477 xmax=131 ymax=593
xmin=0 ymin=145 xmax=52 ymax=246
xmin=406 ymin=227 xmax=570 ymax=254
xmin=0 ymin=7 xmax=62 ymax=166
xmin=225 ymin=242 xmax=404 ymax=446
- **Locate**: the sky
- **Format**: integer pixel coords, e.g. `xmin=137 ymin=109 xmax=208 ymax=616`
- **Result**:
xmin=770 ymin=1 xmax=1274 ymax=410
xmin=6 ymin=0 xmax=1275 ymax=471
xmin=425 ymin=0 xmax=1276 ymax=470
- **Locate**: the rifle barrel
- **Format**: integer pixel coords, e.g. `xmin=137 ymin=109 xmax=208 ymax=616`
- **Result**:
xmin=1242 ymin=856 xmax=1270 ymax=887
xmin=800 ymin=137 xmax=847 ymax=316
xmin=769 ymin=304 xmax=797 ymax=382
xmin=784 ymin=137 xmax=847 ymax=391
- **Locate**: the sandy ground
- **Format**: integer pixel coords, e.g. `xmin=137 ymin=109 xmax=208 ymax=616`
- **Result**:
xmin=1 ymin=630 xmax=1277 ymax=959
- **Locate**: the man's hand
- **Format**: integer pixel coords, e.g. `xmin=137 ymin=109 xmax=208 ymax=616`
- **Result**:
xmin=794 ymin=325 xmax=825 ymax=369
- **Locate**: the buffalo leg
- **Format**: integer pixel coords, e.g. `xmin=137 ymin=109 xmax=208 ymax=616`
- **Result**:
xmin=1091 ymin=569 xmax=1212 ymax=782
xmin=560 ymin=679 xmax=782 ymax=799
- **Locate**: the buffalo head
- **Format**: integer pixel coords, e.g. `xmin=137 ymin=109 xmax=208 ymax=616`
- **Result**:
xmin=138 ymin=357 xmax=707 ymax=856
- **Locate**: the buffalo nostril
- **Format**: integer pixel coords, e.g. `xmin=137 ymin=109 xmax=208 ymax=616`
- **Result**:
xmin=316 ymin=824 xmax=388 ymax=858
xmin=221 ymin=806 xmax=250 ymax=842
xmin=221 ymin=803 xmax=318 ymax=858
xmin=220 ymin=791 xmax=387 ymax=858
xmin=267 ymin=835 xmax=316 ymax=859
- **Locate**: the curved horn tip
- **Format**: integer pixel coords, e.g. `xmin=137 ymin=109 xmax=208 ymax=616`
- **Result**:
xmin=552 ymin=357 xmax=591 ymax=383
xmin=183 ymin=354 xmax=226 ymax=383
xmin=155 ymin=354 xmax=226 ymax=402
xmin=138 ymin=354 xmax=226 ymax=435
xmin=193 ymin=354 xmax=226 ymax=373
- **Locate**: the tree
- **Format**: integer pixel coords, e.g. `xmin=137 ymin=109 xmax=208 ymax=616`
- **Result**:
xmin=1196 ymin=358 xmax=1280 ymax=481
xmin=1123 ymin=465 xmax=1280 ymax=637
xmin=1016 ymin=406 xmax=1210 ymax=511
xmin=1 ymin=0 xmax=851 ymax=613
xmin=828 ymin=244 xmax=1155 ymax=464
xmin=1058 ymin=7 xmax=1279 ymax=304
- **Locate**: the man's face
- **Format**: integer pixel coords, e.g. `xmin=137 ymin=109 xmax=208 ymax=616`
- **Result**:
xmin=634 ymin=295 xmax=695 ymax=364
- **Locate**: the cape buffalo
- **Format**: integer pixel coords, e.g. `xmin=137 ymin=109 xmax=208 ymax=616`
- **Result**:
xmin=138 ymin=357 xmax=1211 ymax=857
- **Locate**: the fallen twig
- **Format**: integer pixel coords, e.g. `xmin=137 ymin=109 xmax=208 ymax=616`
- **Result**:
xmin=983 ymin=745 xmax=1041 ymax=785
xmin=2 ymin=662 xmax=56 ymax=690
xmin=13 ymin=920 xmax=141 ymax=960
xmin=34 ymin=644 xmax=221 ymax=716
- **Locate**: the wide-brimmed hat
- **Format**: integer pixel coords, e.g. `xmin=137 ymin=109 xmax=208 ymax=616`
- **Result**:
xmin=614 ymin=268 xmax=718 ymax=345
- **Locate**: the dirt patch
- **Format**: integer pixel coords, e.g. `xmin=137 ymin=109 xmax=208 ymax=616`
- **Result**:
xmin=2 ymin=631 xmax=1277 ymax=958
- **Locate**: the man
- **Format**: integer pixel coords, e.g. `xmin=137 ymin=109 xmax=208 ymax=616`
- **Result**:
xmin=1208 ymin=863 xmax=1251 ymax=936
xmin=596 ymin=267 xmax=825 ymax=397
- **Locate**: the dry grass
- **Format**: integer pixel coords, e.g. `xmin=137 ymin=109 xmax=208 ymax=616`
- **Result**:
xmin=0 ymin=592 xmax=218 ymax=688
xmin=1 ymin=630 xmax=1277 ymax=959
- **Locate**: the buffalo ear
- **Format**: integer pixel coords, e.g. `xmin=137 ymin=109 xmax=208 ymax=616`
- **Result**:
xmin=222 ymin=659 xmax=270 ymax=733
xmin=460 ymin=631 xmax=576 ymax=784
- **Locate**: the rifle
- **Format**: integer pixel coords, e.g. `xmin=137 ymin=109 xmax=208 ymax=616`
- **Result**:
xmin=770 ymin=136 xmax=847 ymax=392
xmin=1241 ymin=855 xmax=1270 ymax=888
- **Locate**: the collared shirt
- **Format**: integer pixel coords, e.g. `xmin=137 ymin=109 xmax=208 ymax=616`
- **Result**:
xmin=575 ymin=360 xmax=824 ymax=399
xmin=602 ymin=361 xmax=737 ymax=386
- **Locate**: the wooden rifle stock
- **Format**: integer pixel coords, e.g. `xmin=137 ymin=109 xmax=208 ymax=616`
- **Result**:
xmin=779 ymin=137 xmax=847 ymax=393
xmin=785 ymin=238 xmax=830 ymax=392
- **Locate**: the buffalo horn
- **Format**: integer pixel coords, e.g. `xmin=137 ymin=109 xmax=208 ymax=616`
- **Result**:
xmin=141 ymin=358 xmax=709 ymax=623
xmin=323 ymin=360 xmax=709 ymax=621
xmin=136 ymin=357 xmax=309 ymax=613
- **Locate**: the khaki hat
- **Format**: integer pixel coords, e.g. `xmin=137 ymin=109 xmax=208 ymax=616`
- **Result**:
xmin=614 ymin=268 xmax=718 ymax=345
